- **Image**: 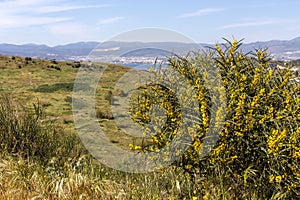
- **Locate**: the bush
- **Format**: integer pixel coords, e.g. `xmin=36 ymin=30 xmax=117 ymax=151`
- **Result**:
xmin=105 ymin=90 xmax=113 ymax=105
xmin=96 ymin=108 xmax=114 ymax=120
xmin=0 ymin=95 xmax=84 ymax=165
xmin=72 ymin=61 xmax=81 ymax=68
xmin=25 ymin=57 xmax=32 ymax=61
xmin=129 ymin=39 xmax=300 ymax=199
xmin=208 ymin=40 xmax=299 ymax=198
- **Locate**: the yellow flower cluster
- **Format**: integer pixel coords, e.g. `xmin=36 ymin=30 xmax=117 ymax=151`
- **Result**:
xmin=252 ymin=68 xmax=261 ymax=86
xmin=129 ymin=144 xmax=142 ymax=151
xmin=212 ymin=143 xmax=226 ymax=157
xmin=269 ymin=174 xmax=286 ymax=183
xmin=267 ymin=129 xmax=287 ymax=154
xmin=233 ymin=93 xmax=246 ymax=122
xmin=215 ymin=44 xmax=224 ymax=57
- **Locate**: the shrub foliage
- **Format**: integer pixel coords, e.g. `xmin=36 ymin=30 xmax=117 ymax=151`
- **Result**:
xmin=129 ymin=40 xmax=300 ymax=198
xmin=0 ymin=95 xmax=83 ymax=165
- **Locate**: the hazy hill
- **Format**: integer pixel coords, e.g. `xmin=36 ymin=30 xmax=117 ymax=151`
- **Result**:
xmin=242 ymin=37 xmax=300 ymax=60
xmin=1 ymin=37 xmax=300 ymax=61
xmin=0 ymin=42 xmax=99 ymax=60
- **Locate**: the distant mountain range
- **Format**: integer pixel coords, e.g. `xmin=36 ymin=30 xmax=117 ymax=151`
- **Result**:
xmin=1 ymin=37 xmax=300 ymax=61
xmin=0 ymin=42 xmax=98 ymax=60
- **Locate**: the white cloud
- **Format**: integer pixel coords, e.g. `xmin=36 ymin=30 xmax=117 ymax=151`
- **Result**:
xmin=220 ymin=19 xmax=289 ymax=29
xmin=0 ymin=0 xmax=109 ymax=28
xmin=179 ymin=8 xmax=224 ymax=18
xmin=98 ymin=17 xmax=125 ymax=25
xmin=0 ymin=0 xmax=44 ymax=7
xmin=0 ymin=15 xmax=71 ymax=28
xmin=36 ymin=5 xmax=109 ymax=14
xmin=0 ymin=0 xmax=60 ymax=14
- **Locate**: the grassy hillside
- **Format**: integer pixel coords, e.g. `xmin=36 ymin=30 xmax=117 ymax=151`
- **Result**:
xmin=0 ymin=55 xmax=200 ymax=200
xmin=0 ymin=55 xmax=135 ymax=147
xmin=0 ymin=49 xmax=299 ymax=200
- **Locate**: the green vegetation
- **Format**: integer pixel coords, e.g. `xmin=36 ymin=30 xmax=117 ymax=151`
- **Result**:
xmin=0 ymin=40 xmax=299 ymax=199
xmin=129 ymin=39 xmax=300 ymax=199
xmin=0 ymin=95 xmax=82 ymax=164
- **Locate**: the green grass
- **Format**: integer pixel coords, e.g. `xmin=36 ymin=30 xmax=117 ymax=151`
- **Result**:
xmin=0 ymin=55 xmax=132 ymax=143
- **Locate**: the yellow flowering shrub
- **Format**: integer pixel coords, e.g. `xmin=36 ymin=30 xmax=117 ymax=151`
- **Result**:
xmin=209 ymin=40 xmax=299 ymax=198
xmin=129 ymin=39 xmax=300 ymax=198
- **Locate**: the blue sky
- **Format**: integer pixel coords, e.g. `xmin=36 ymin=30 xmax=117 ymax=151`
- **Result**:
xmin=0 ymin=0 xmax=300 ymax=46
